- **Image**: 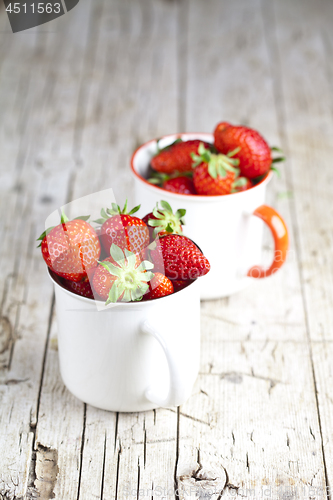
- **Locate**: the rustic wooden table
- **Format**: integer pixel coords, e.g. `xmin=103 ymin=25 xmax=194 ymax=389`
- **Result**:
xmin=1 ymin=0 xmax=333 ymax=498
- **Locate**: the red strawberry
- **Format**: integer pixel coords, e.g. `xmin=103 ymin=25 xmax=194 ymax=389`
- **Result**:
xmin=61 ymin=270 xmax=96 ymax=299
xmin=92 ymin=244 xmax=153 ymax=303
xmin=171 ymin=279 xmax=194 ymax=292
xmin=214 ymin=122 xmax=272 ymax=179
xmin=192 ymin=143 xmax=240 ymax=196
xmin=96 ymin=200 xmax=149 ymax=256
xmin=144 ymin=273 xmax=174 ymax=300
xmin=163 ymin=176 xmax=197 ymax=195
xmin=142 ymin=201 xmax=186 ymax=241
xmin=38 ymin=213 xmax=100 ymax=282
xmin=151 ymin=139 xmax=211 ymax=174
xmin=193 ymin=164 xmax=235 ymax=196
xmin=148 ymin=234 xmax=210 ymax=280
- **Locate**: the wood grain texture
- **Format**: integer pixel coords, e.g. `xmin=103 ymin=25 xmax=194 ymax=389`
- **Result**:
xmin=263 ymin=0 xmax=333 ymax=496
xmin=0 ymin=0 xmax=333 ymax=499
xmin=264 ymin=0 xmax=333 ymax=343
xmin=0 ymin=24 xmax=74 ymax=500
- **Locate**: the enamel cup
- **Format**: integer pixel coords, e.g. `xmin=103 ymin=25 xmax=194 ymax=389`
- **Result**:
xmin=131 ymin=133 xmax=289 ymax=300
xmin=49 ymin=270 xmax=200 ymax=412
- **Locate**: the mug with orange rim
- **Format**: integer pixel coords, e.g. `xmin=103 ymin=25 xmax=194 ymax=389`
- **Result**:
xmin=130 ymin=133 xmax=289 ymax=300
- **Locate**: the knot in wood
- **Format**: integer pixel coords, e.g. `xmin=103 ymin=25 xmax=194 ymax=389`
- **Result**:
xmin=178 ymin=463 xmax=227 ymax=499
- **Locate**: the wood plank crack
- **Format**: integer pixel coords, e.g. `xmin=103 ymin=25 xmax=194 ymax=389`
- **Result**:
xmin=166 ymin=408 xmax=211 ymax=427
xmin=100 ymin=431 xmax=107 ymax=500
xmin=76 ymin=403 xmax=87 ymax=500
xmin=261 ymin=1 xmax=333 ymax=498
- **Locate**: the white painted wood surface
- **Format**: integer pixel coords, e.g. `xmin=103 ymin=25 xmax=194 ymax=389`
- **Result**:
xmin=0 ymin=0 xmax=333 ymax=499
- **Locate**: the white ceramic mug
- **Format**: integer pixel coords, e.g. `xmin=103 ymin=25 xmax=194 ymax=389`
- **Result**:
xmin=131 ymin=133 xmax=289 ymax=300
xmin=49 ymin=270 xmax=201 ymax=412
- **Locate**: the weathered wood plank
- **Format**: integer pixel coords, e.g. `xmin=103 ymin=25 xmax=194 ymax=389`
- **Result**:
xmin=71 ymin=0 xmax=179 ymax=205
xmin=101 ymin=409 xmax=178 ymax=500
xmin=33 ymin=314 xmax=84 ymax=500
xmin=179 ymin=340 xmax=326 ymax=499
xmin=268 ymin=0 xmax=333 ymax=343
xmin=312 ymin=342 xmax=333 ymax=496
xmin=263 ymin=0 xmax=333 ymax=494
xmin=77 ymin=405 xmax=116 ymax=500
xmin=0 ymin=2 xmax=93 ymax=498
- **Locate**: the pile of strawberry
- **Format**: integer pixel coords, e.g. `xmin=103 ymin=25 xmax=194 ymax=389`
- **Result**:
xmin=38 ymin=201 xmax=210 ymax=304
xmin=148 ymin=122 xmax=284 ymax=196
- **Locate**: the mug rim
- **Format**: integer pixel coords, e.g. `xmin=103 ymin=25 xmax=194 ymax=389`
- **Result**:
xmin=48 ymin=267 xmax=199 ymax=309
xmin=130 ymin=132 xmax=272 ymax=202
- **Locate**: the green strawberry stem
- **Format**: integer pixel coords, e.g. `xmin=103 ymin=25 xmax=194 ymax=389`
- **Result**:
xmin=100 ymin=244 xmax=154 ymax=304
xmin=60 ymin=209 xmax=69 ymax=224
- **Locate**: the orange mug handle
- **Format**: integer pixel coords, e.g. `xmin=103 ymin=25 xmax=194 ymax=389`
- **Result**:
xmin=247 ymin=205 xmax=289 ymax=279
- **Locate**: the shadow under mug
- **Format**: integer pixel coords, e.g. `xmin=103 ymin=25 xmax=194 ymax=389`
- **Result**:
xmin=49 ymin=270 xmax=201 ymax=412
xmin=131 ymin=133 xmax=289 ymax=300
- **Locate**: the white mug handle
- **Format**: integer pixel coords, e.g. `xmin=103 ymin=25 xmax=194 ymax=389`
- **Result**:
xmin=140 ymin=320 xmax=188 ymax=408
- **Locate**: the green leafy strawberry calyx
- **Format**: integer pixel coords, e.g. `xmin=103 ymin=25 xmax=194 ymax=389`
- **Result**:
xmin=191 ymin=143 xmax=241 ymax=179
xmin=99 ymin=244 xmax=154 ymax=304
xmin=148 ymin=200 xmax=186 ymax=237
xmin=94 ymin=200 xmax=141 ymax=225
